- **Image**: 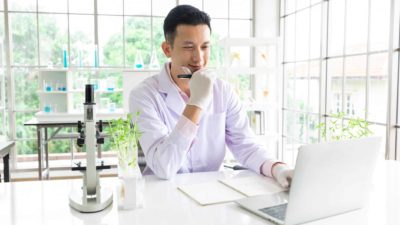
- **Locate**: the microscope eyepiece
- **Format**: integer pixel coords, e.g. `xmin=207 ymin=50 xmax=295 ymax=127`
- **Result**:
xmin=85 ymin=84 xmax=95 ymax=104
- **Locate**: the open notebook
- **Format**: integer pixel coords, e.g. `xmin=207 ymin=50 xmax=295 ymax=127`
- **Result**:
xmin=178 ymin=175 xmax=285 ymax=206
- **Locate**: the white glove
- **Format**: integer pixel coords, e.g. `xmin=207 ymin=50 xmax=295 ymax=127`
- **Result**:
xmin=271 ymin=163 xmax=294 ymax=189
xmin=187 ymin=69 xmax=215 ymax=110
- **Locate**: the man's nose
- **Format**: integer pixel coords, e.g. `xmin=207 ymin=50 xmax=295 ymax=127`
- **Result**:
xmin=192 ymin=47 xmax=202 ymax=61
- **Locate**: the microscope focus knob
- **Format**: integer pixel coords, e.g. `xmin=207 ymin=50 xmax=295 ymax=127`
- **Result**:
xmin=77 ymin=138 xmax=85 ymax=147
xmin=78 ymin=121 xmax=83 ymax=132
xmin=98 ymin=120 xmax=103 ymax=132
xmin=97 ymin=138 xmax=104 ymax=144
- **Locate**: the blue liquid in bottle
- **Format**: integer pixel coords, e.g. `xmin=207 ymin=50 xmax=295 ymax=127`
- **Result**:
xmin=63 ymin=47 xmax=68 ymax=68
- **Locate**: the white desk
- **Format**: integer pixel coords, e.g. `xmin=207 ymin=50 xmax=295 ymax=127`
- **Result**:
xmin=0 ymin=160 xmax=399 ymax=225
xmin=0 ymin=141 xmax=14 ymax=182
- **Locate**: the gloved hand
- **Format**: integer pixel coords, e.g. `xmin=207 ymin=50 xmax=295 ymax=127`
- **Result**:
xmin=187 ymin=69 xmax=215 ymax=110
xmin=271 ymin=163 xmax=294 ymax=189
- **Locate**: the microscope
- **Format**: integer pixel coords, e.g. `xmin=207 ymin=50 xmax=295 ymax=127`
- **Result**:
xmin=69 ymin=84 xmax=113 ymax=213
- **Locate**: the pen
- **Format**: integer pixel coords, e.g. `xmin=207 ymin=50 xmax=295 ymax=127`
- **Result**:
xmin=224 ymin=165 xmax=248 ymax=170
xmin=177 ymin=74 xmax=192 ymax=79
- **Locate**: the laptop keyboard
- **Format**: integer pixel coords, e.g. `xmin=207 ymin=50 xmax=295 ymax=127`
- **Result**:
xmin=259 ymin=203 xmax=288 ymax=221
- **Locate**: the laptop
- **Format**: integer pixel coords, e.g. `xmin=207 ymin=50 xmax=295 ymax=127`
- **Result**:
xmin=236 ymin=137 xmax=382 ymax=225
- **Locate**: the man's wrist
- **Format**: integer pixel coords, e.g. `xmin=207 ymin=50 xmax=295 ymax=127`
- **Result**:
xmin=183 ymin=105 xmax=203 ymax=124
xmin=271 ymin=162 xmax=287 ymax=179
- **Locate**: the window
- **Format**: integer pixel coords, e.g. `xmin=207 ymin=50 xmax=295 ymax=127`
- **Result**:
xmin=281 ymin=0 xmax=397 ymax=164
xmin=2 ymin=0 xmax=254 ymax=170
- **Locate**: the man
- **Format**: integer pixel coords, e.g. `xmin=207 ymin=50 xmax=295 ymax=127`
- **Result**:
xmin=129 ymin=5 xmax=293 ymax=188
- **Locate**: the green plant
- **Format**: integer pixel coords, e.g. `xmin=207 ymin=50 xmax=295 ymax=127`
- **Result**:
xmin=317 ymin=112 xmax=373 ymax=141
xmin=109 ymin=112 xmax=142 ymax=169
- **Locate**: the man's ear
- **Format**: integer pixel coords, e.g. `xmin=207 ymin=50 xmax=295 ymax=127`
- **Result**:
xmin=161 ymin=41 xmax=172 ymax=58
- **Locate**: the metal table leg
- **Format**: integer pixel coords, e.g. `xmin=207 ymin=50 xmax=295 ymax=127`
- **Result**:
xmin=3 ymin=154 xmax=9 ymax=182
xmin=45 ymin=127 xmax=49 ymax=179
xmin=37 ymin=126 xmax=43 ymax=180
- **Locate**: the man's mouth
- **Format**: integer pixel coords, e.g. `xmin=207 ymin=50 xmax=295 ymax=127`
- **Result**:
xmin=188 ymin=65 xmax=202 ymax=72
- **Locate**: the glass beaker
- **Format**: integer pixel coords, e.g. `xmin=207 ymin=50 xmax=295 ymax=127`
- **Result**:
xmin=44 ymin=103 xmax=52 ymax=113
xmin=43 ymin=80 xmax=53 ymax=92
xmin=106 ymin=77 xmax=116 ymax=91
xmin=109 ymin=102 xmax=116 ymax=112
xmin=134 ymin=50 xmax=144 ymax=69
xmin=148 ymin=50 xmax=160 ymax=69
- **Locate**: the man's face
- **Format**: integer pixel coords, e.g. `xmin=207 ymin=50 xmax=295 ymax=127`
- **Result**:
xmin=163 ymin=24 xmax=211 ymax=78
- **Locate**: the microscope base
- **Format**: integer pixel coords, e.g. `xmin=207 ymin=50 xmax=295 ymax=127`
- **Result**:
xmin=69 ymin=187 xmax=113 ymax=213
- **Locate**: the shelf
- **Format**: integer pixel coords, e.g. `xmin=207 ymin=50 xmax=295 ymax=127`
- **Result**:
xmin=38 ymin=91 xmax=68 ymax=94
xmin=36 ymin=68 xmax=126 ymax=116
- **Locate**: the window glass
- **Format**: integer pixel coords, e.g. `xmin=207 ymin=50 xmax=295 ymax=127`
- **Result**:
xmin=16 ymin=140 xmax=37 ymax=156
xmin=152 ymin=0 xmax=176 ymax=17
xmin=38 ymin=0 xmax=67 ymax=13
xmin=69 ymin=0 xmax=93 ymax=14
xmin=98 ymin=16 xmax=123 ymax=67
xmin=38 ymin=14 xmax=68 ymax=67
xmin=344 ymin=55 xmax=367 ymax=118
xmin=152 ymin=17 xmax=168 ymax=67
xmin=10 ymin=13 xmax=38 ymax=66
xmin=15 ymin=112 xmax=36 ymax=139
xmin=345 ymin=0 xmax=368 ymax=54
xmin=69 ymin=15 xmax=95 ymax=67
xmin=310 ymin=4 xmax=321 ymax=59
xmin=124 ymin=0 xmax=151 ymax=15
xmin=204 ymin=0 xmax=228 ymax=18
xmin=368 ymin=53 xmax=388 ymax=123
xmin=284 ymin=63 xmax=295 ymax=108
xmin=327 ymin=58 xmax=343 ymax=114
xmin=0 ymin=14 xmax=4 ymax=66
xmin=294 ymin=62 xmax=308 ymax=111
xmin=13 ymin=68 xmax=38 ymax=110
xmin=284 ymin=15 xmax=295 ymax=62
xmin=309 ymin=60 xmax=320 ymax=113
xmin=308 ymin=114 xmax=319 ymax=143
xmin=9 ymin=0 xmax=36 ymax=12
xmin=229 ymin=19 xmax=251 ymax=38
xmin=98 ymin=0 xmax=123 ymax=15
xmin=370 ymin=0 xmax=390 ymax=51
xmin=328 ymin=0 xmax=345 ymax=56
xmin=295 ymin=9 xmax=310 ymax=61
xmin=125 ymin=16 xmax=151 ymax=68
xmin=178 ymin=0 xmax=203 ymax=9
xmin=230 ymin=0 xmax=251 ymax=19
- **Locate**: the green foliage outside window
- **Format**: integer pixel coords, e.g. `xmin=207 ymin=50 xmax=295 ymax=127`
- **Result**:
xmin=317 ymin=112 xmax=373 ymax=141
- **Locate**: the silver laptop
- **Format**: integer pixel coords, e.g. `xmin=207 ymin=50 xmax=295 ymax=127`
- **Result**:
xmin=236 ymin=137 xmax=382 ymax=225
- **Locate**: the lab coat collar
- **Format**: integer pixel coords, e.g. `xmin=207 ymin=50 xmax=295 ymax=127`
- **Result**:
xmin=157 ymin=63 xmax=186 ymax=115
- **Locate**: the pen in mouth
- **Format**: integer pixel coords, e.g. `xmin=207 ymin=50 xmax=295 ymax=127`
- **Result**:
xmin=177 ymin=74 xmax=192 ymax=79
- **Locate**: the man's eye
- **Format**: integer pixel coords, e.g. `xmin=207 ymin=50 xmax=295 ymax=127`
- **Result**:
xmin=183 ymin=46 xmax=193 ymax=49
xmin=202 ymin=46 xmax=210 ymax=49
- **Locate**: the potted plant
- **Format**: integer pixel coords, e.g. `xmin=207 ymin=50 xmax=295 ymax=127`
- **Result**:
xmin=109 ymin=112 xmax=145 ymax=210
xmin=109 ymin=111 xmax=142 ymax=177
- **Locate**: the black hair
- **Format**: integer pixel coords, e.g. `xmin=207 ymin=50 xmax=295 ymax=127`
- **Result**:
xmin=163 ymin=5 xmax=212 ymax=47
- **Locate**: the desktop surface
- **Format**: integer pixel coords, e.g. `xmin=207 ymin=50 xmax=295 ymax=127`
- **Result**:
xmin=0 ymin=160 xmax=399 ymax=225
